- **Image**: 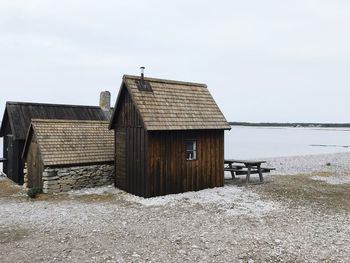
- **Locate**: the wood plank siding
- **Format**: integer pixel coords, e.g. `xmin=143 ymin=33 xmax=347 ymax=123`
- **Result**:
xmin=148 ymin=130 xmax=224 ymax=197
xmin=3 ymin=122 xmax=24 ymax=184
xmin=115 ymin=127 xmax=126 ymax=189
xmin=2 ymin=118 xmax=10 ymax=178
xmin=26 ymin=136 xmax=44 ymax=188
xmin=113 ymin=87 xmax=148 ymax=196
xmin=125 ymin=127 xmax=148 ymax=196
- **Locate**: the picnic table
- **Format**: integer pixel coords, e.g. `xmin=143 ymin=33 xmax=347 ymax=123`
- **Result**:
xmin=224 ymin=159 xmax=275 ymax=184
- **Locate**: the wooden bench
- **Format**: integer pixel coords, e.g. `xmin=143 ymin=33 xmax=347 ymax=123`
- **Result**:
xmin=224 ymin=164 xmax=245 ymax=171
xmin=261 ymin=167 xmax=275 ymax=173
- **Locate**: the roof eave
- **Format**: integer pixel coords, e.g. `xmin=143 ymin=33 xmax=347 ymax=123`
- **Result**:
xmin=43 ymin=160 xmax=114 ymax=168
xmin=146 ymin=126 xmax=231 ymax=131
xmin=0 ymin=107 xmax=8 ymax=137
xmin=0 ymin=103 xmax=20 ymax=140
xmin=22 ymin=123 xmax=35 ymax=160
xmin=109 ymin=80 xmax=127 ymax=130
xmin=109 ymin=76 xmax=148 ymax=130
xmin=122 ymin=76 xmax=148 ymax=130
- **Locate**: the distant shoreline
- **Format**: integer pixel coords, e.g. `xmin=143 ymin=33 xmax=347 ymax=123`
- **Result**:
xmin=229 ymin=122 xmax=350 ymax=128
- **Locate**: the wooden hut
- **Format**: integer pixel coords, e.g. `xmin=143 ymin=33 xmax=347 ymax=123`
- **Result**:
xmin=22 ymin=119 xmax=114 ymax=193
xmin=109 ymin=75 xmax=231 ymax=197
xmin=0 ymin=94 xmax=111 ymax=184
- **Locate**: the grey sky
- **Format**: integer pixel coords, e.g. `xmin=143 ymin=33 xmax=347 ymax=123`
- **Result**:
xmin=1 ymin=0 xmax=350 ymax=123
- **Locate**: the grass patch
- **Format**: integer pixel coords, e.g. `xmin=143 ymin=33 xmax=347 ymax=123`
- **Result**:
xmin=27 ymin=188 xmax=43 ymax=199
xmin=311 ymin=171 xmax=332 ymax=177
xmin=74 ymin=193 xmax=116 ymax=203
xmin=0 ymin=179 xmax=22 ymax=197
xmin=257 ymin=173 xmax=350 ymax=212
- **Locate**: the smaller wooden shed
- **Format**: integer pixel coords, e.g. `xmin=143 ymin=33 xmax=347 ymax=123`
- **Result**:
xmin=22 ymin=119 xmax=114 ymax=193
xmin=110 ymin=75 xmax=231 ymax=197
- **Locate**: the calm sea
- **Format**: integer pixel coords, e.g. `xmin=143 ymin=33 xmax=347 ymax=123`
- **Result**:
xmin=225 ymin=126 xmax=350 ymax=159
xmin=1 ymin=126 xmax=350 ymax=172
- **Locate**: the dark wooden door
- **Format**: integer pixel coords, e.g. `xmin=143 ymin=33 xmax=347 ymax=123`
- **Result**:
xmin=6 ymin=135 xmax=14 ymax=179
xmin=3 ymin=135 xmax=8 ymax=175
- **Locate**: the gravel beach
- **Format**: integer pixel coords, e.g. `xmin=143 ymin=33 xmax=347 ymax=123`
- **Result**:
xmin=0 ymin=152 xmax=349 ymax=262
xmin=266 ymin=151 xmax=350 ymax=176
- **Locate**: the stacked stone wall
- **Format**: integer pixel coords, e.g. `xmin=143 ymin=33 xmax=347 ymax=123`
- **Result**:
xmin=42 ymin=164 xmax=114 ymax=193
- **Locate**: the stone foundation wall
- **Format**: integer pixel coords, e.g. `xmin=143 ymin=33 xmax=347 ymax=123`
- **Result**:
xmin=42 ymin=164 xmax=114 ymax=193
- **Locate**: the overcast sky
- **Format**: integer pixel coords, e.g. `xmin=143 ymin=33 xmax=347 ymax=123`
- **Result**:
xmin=1 ymin=0 xmax=350 ymax=123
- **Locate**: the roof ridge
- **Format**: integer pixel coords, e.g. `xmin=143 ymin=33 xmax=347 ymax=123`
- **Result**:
xmin=31 ymin=119 xmax=110 ymax=124
xmin=6 ymin=101 xmax=102 ymax=109
xmin=123 ymin=75 xmax=207 ymax=88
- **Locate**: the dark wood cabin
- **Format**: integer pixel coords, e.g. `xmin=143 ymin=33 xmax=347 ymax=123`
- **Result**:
xmin=22 ymin=119 xmax=114 ymax=190
xmin=0 ymin=101 xmax=112 ymax=184
xmin=109 ymin=75 xmax=231 ymax=197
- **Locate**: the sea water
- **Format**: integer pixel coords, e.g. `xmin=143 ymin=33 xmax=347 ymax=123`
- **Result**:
xmin=225 ymin=126 xmax=350 ymax=159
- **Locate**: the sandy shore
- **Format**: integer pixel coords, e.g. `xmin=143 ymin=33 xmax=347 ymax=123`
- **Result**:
xmin=0 ymin=152 xmax=349 ymax=262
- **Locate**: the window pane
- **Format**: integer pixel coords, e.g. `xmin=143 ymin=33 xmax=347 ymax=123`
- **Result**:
xmin=185 ymin=141 xmax=193 ymax=151
xmin=185 ymin=140 xmax=197 ymax=160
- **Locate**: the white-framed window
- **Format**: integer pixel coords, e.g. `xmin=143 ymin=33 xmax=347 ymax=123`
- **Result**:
xmin=185 ymin=140 xmax=197 ymax=161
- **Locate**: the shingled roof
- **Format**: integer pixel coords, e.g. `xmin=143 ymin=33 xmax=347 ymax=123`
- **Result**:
xmin=110 ymin=75 xmax=231 ymax=130
xmin=0 ymin=102 xmax=112 ymax=140
xmin=23 ymin=119 xmax=114 ymax=167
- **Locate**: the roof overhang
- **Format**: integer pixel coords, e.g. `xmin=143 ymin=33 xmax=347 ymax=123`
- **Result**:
xmin=109 ymin=80 xmax=127 ymax=130
xmin=0 ymin=107 xmax=8 ymax=137
xmin=22 ymin=123 xmax=35 ymax=160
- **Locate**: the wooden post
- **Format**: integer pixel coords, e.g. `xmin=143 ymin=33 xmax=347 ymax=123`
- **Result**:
xmin=229 ymin=162 xmax=235 ymax=180
xmin=258 ymin=164 xmax=263 ymax=182
xmin=246 ymin=165 xmax=251 ymax=185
